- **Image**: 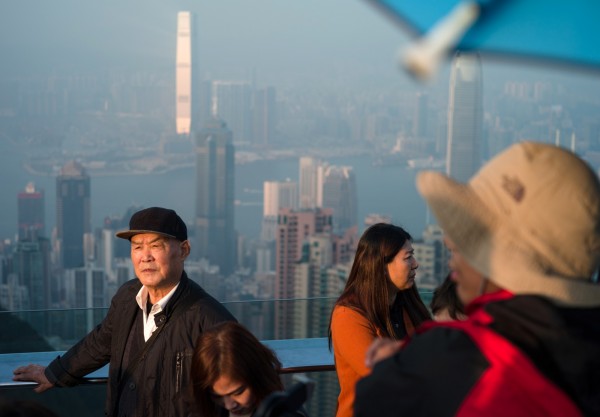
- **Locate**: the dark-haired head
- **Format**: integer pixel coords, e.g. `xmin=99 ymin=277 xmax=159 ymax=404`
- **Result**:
xmin=430 ymin=274 xmax=466 ymax=321
xmin=329 ymin=223 xmax=431 ymax=345
xmin=190 ymin=322 xmax=283 ymax=417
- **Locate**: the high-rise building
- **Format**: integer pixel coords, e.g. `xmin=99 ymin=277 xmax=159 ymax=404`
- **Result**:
xmin=262 ymin=180 xmax=298 ymax=242
xmin=274 ymin=207 xmax=333 ymax=338
xmin=446 ymin=52 xmax=483 ymax=182
xmin=65 ymin=265 xmax=107 ymax=334
xmin=322 ymin=165 xmax=358 ymax=235
xmin=194 ymin=118 xmax=236 ymax=275
xmin=56 ymin=160 xmax=91 ymax=269
xmin=17 ymin=182 xmax=45 ymax=240
xmin=422 ymin=223 xmax=449 ymax=284
xmin=12 ymin=238 xmax=51 ymax=310
xmin=175 ymin=11 xmax=194 ymax=135
xmin=212 ymin=81 xmax=253 ymax=143
xmin=412 ymin=241 xmax=437 ymax=288
xmin=197 ymin=79 xmax=213 ymax=133
xmin=253 ymin=86 xmax=276 ymax=147
xmin=299 ymin=157 xmax=324 ymax=209
xmin=0 ymin=274 xmax=30 ymax=311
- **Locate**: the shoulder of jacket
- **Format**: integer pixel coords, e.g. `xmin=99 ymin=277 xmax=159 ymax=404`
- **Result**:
xmin=333 ymin=305 xmax=366 ymax=320
xmin=114 ymin=278 xmax=141 ymax=297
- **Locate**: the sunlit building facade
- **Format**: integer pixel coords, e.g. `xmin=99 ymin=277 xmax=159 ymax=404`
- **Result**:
xmin=176 ymin=11 xmax=194 ymax=135
xmin=262 ymin=180 xmax=298 ymax=242
xmin=299 ymin=156 xmax=323 ymax=210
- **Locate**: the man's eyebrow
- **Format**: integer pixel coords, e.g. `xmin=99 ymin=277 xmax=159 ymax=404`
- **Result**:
xmin=131 ymin=237 xmax=164 ymax=245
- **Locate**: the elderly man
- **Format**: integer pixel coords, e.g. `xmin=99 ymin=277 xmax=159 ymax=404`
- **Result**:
xmin=355 ymin=142 xmax=600 ymax=417
xmin=14 ymin=207 xmax=237 ymax=417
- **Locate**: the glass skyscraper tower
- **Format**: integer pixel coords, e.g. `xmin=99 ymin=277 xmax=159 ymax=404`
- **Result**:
xmin=194 ymin=118 xmax=236 ymax=275
xmin=446 ymin=52 xmax=483 ymax=182
xmin=56 ymin=160 xmax=91 ymax=269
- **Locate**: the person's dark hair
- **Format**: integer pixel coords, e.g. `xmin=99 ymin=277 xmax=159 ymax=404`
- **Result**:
xmin=328 ymin=223 xmax=431 ymax=349
xmin=430 ymin=274 xmax=465 ymax=320
xmin=191 ymin=322 xmax=283 ymax=417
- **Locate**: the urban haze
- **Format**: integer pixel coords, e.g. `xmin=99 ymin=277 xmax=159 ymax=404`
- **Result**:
xmin=2 ymin=0 xmax=600 ymax=296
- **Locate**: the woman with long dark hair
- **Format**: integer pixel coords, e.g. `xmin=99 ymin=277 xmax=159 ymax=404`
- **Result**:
xmin=328 ymin=223 xmax=431 ymax=417
xmin=191 ymin=321 xmax=305 ymax=417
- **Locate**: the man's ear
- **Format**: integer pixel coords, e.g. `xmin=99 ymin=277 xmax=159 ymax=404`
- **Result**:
xmin=180 ymin=240 xmax=191 ymax=259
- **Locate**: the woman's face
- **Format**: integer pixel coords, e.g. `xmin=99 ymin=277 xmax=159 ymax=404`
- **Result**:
xmin=386 ymin=240 xmax=418 ymax=292
xmin=444 ymin=237 xmax=486 ymax=305
xmin=211 ymin=374 xmax=255 ymax=416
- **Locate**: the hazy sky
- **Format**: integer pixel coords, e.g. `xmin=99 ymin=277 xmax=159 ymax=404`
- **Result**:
xmin=3 ymin=0 xmax=600 ymax=94
xmin=0 ymin=0 xmax=414 ymax=85
xmin=2 ymin=0 xmax=600 ymax=242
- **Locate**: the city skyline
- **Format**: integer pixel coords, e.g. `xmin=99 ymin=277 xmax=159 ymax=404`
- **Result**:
xmin=1 ymin=4 xmax=600 ymax=268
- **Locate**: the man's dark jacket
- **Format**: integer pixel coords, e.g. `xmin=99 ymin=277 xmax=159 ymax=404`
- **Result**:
xmin=45 ymin=272 xmax=236 ymax=417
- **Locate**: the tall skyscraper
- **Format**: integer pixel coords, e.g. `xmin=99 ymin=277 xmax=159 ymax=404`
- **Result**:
xmin=12 ymin=238 xmax=51 ymax=310
xmin=298 ymin=156 xmax=323 ymax=209
xmin=197 ymin=79 xmax=213 ymax=133
xmin=176 ymin=11 xmax=194 ymax=135
xmin=56 ymin=160 xmax=91 ymax=269
xmin=446 ymin=52 xmax=483 ymax=182
xmin=17 ymin=182 xmax=45 ymax=240
xmin=195 ymin=118 xmax=235 ymax=275
xmin=322 ymin=165 xmax=358 ymax=235
xmin=65 ymin=265 xmax=107 ymax=333
xmin=262 ymin=180 xmax=298 ymax=241
xmin=274 ymin=207 xmax=333 ymax=338
xmin=253 ymin=86 xmax=277 ymax=147
xmin=212 ymin=81 xmax=253 ymax=143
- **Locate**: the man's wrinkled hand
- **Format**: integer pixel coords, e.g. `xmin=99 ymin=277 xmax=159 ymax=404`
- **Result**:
xmin=13 ymin=364 xmax=55 ymax=393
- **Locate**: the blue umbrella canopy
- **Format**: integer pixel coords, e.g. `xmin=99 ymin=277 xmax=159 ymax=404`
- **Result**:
xmin=366 ymin=0 xmax=600 ymax=80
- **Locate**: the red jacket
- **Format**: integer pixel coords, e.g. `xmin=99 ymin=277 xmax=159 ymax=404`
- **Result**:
xmin=355 ymin=291 xmax=600 ymax=417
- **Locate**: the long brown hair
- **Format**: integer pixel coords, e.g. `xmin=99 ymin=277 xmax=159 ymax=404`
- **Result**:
xmin=191 ymin=322 xmax=283 ymax=417
xmin=328 ymin=223 xmax=431 ymax=348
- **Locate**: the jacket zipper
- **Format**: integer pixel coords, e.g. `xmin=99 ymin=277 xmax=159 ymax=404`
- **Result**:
xmin=175 ymin=351 xmax=183 ymax=393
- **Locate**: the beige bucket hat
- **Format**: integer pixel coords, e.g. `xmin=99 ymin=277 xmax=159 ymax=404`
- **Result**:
xmin=417 ymin=141 xmax=600 ymax=307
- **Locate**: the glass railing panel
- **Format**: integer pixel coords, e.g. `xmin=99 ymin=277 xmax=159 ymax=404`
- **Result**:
xmin=0 ymin=291 xmax=434 ymax=417
xmin=0 ymin=291 xmax=434 ymax=354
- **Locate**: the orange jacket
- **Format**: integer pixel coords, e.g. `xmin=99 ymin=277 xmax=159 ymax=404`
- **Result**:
xmin=331 ymin=306 xmax=381 ymax=417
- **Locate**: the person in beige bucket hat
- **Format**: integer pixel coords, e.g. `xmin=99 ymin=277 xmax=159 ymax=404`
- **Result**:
xmin=354 ymin=142 xmax=600 ymax=417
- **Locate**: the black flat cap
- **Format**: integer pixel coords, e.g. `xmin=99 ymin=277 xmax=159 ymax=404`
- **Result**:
xmin=115 ymin=207 xmax=187 ymax=241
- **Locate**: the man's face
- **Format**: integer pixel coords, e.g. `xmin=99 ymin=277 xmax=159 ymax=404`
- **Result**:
xmin=130 ymin=233 xmax=189 ymax=292
xmin=444 ymin=236 xmax=486 ymax=305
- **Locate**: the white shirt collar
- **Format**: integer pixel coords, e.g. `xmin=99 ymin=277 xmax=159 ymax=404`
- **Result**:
xmin=135 ymin=283 xmax=180 ymax=341
xmin=135 ymin=283 xmax=179 ymax=313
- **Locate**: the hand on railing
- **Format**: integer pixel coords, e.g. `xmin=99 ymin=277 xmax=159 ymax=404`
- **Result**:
xmin=12 ymin=364 xmax=54 ymax=393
